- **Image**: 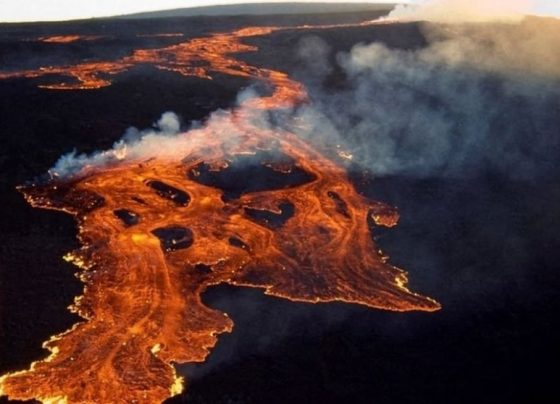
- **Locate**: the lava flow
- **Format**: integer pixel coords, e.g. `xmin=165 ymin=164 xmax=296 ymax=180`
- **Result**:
xmin=38 ymin=35 xmax=103 ymax=43
xmin=0 ymin=26 xmax=302 ymax=96
xmin=0 ymin=20 xmax=440 ymax=404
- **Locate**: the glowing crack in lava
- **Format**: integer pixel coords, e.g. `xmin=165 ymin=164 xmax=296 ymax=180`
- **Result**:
xmin=0 ymin=20 xmax=440 ymax=404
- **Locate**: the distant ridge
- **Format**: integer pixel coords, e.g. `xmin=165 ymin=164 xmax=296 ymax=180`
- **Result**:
xmin=118 ymin=2 xmax=396 ymax=19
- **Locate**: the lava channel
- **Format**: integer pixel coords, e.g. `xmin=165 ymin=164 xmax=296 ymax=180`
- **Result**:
xmin=0 ymin=19 xmax=440 ymax=404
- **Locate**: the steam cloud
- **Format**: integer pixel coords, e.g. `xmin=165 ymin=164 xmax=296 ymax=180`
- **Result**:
xmin=388 ymin=0 xmax=533 ymax=23
xmin=51 ymin=107 xmax=256 ymax=178
xmin=51 ymin=112 xmax=180 ymax=177
xmin=290 ymin=16 xmax=560 ymax=180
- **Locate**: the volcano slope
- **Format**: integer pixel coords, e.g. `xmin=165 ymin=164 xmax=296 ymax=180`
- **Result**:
xmin=1 ymin=8 xmax=559 ymax=404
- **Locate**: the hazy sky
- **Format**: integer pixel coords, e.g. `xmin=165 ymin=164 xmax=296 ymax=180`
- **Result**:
xmin=0 ymin=0 xmax=558 ymax=22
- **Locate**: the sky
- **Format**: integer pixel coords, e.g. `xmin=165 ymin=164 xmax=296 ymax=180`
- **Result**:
xmin=0 ymin=0 xmax=559 ymax=22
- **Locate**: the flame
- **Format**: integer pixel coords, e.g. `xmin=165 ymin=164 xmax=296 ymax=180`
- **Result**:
xmin=0 ymin=18 xmax=440 ymax=404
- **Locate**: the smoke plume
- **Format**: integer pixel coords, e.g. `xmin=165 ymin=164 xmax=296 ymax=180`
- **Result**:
xmin=388 ymin=0 xmax=533 ymax=23
xmin=50 ymin=105 xmax=260 ymax=179
xmin=289 ymin=15 xmax=560 ymax=180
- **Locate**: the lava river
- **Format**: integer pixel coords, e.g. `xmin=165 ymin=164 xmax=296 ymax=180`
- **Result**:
xmin=0 ymin=20 xmax=440 ymax=403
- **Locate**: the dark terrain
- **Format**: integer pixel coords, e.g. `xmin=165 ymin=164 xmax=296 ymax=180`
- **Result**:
xmin=1 ymin=7 xmax=559 ymax=404
xmin=119 ymin=2 xmax=395 ymax=19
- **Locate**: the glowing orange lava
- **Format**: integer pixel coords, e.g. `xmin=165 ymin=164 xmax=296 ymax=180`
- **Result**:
xmin=0 ymin=19 xmax=440 ymax=404
xmin=39 ymin=35 xmax=103 ymax=43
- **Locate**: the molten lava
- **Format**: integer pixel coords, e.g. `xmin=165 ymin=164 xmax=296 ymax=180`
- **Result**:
xmin=38 ymin=35 xmax=102 ymax=43
xmin=0 ymin=26 xmax=302 ymax=95
xmin=0 ymin=19 xmax=440 ymax=404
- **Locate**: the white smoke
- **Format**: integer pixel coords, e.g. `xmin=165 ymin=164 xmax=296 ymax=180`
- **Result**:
xmin=289 ymin=16 xmax=560 ymax=180
xmin=389 ymin=0 xmax=533 ymax=23
xmin=48 ymin=90 xmax=274 ymax=179
xmin=50 ymin=111 xmax=182 ymax=178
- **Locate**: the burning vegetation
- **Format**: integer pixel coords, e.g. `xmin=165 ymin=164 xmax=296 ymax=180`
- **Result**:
xmin=0 ymin=18 xmax=439 ymax=404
